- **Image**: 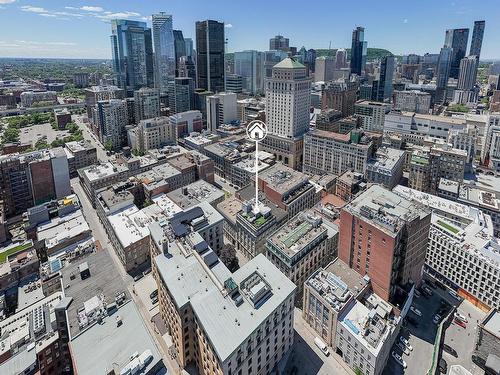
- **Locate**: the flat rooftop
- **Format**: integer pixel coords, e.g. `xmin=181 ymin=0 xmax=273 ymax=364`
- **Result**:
xmin=307 ymin=129 xmax=351 ymax=142
xmin=81 ymin=162 xmax=126 ymax=182
xmin=36 ymin=210 xmax=90 ymax=250
xmin=346 ymin=185 xmax=429 ymax=236
xmin=233 ymin=157 xmax=270 ymax=174
xmin=65 ymin=141 xmax=94 ymax=153
xmin=216 ymin=196 xmax=242 ymax=225
xmin=259 ymin=163 xmax=309 ymax=196
xmin=167 ymin=180 xmax=224 ymax=209
xmin=71 ymin=301 xmax=163 ymax=375
xmin=107 ymin=205 xmax=151 ymax=248
xmin=367 ymin=147 xmax=405 ymax=172
xmin=61 ymin=250 xmax=130 ymax=338
xmin=482 ymin=309 xmax=500 ymax=338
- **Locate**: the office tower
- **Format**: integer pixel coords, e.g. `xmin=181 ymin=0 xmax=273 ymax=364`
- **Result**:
xmin=184 ymin=37 xmax=194 ymax=57
xmin=350 ymin=27 xmax=367 ymax=76
xmin=470 ymin=20 xmax=485 ymax=58
xmin=173 ymin=29 xmax=186 ymax=74
xmin=225 ymin=74 xmax=243 ymax=93
xmin=206 ymin=92 xmax=237 ymax=132
xmin=260 ymin=58 xmax=311 ymax=170
xmin=436 ymin=47 xmax=453 ymax=103
xmin=152 ymin=13 xmax=175 ymax=94
xmin=178 ymin=55 xmax=197 ymax=85
xmin=314 ymin=56 xmax=335 ymax=82
xmin=354 ymin=101 xmax=390 ymax=132
xmin=338 ymin=185 xmax=431 ymax=302
xmin=167 ymin=77 xmax=194 ymax=114
xmin=374 ymin=56 xmax=395 ymax=102
xmin=133 ymin=87 xmax=160 ymax=121
xmin=321 ymin=79 xmax=359 ymax=117
xmin=196 ymin=20 xmax=225 ymax=93
xmin=269 ymin=34 xmax=290 ymax=51
xmin=94 ymin=99 xmax=128 ymax=149
xmin=110 ymin=20 xmax=154 ymax=95
xmin=263 ymin=50 xmax=288 ymax=78
xmin=335 ymin=49 xmax=347 ymax=69
xmin=458 ymin=55 xmax=479 ymax=90
xmin=444 ymin=28 xmax=469 ymax=79
xmin=304 ymin=49 xmax=317 ymax=72
xmin=234 ymin=50 xmax=265 ymax=95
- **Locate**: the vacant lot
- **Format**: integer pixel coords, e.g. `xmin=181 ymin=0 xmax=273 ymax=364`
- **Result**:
xmin=19 ymin=123 xmax=70 ymax=146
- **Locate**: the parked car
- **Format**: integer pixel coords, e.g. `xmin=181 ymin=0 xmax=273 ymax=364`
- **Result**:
xmin=433 ymin=314 xmax=442 ymax=324
xmin=133 ymin=274 xmax=143 ymax=282
xmin=399 ymin=336 xmax=413 ymax=351
xmin=406 ymin=316 xmax=418 ymax=327
xmin=314 ymin=337 xmax=330 ymax=356
xmin=414 ymin=289 xmax=421 ymax=298
xmin=448 ymin=290 xmax=462 ymax=301
xmin=151 ymin=296 xmax=159 ymax=305
xmin=454 ymin=318 xmax=467 ymax=329
xmin=454 ymin=312 xmax=468 ymax=323
xmin=392 ymin=351 xmax=408 ymax=368
xmin=397 ymin=342 xmax=410 ymax=356
xmin=410 ymin=306 xmax=422 ymax=317
xmin=443 ymin=344 xmax=458 ymax=357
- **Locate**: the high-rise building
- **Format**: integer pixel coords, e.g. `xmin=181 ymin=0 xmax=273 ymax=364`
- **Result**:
xmin=260 ymin=58 xmax=311 ymax=170
xmin=173 ymin=29 xmax=186 ymax=75
xmin=134 ymin=87 xmax=160 ymax=122
xmin=335 ymin=49 xmax=347 ymax=69
xmin=84 ymin=85 xmax=125 ymax=125
xmin=321 ymin=79 xmax=359 ymax=117
xmin=234 ymin=50 xmax=266 ymax=95
xmin=132 ymin=117 xmax=177 ymax=153
xmin=184 ymin=37 xmax=194 ymax=57
xmin=444 ymin=28 xmax=469 ymax=79
xmin=392 ymin=90 xmax=431 ymax=114
xmin=94 ymin=99 xmax=128 ymax=149
xmin=206 ymin=92 xmax=237 ymax=132
xmin=469 ymin=20 xmax=485 ymax=59
xmin=269 ymin=34 xmax=290 ymax=51
xmin=196 ymin=20 xmax=225 ymax=93
xmin=167 ymin=77 xmax=194 ymax=114
xmin=74 ymin=72 xmax=89 ymax=88
xmin=350 ymin=27 xmax=367 ymax=76
xmin=458 ymin=55 xmax=479 ymax=90
xmin=152 ymin=13 xmax=175 ymax=94
xmin=374 ymin=56 xmax=395 ymax=102
xmin=338 ymin=185 xmax=431 ymax=302
xmin=178 ymin=55 xmax=197 ymax=85
xmin=263 ymin=50 xmax=288 ymax=78
xmin=315 ymin=56 xmax=335 ymax=82
xmin=225 ymin=74 xmax=243 ymax=93
xmin=436 ymin=47 xmax=453 ymax=103
xmin=354 ymin=100 xmax=390 ymax=132
xmin=110 ymin=19 xmax=154 ymax=95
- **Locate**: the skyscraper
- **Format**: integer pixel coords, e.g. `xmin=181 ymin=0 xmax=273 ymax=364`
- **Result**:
xmin=152 ymin=13 xmax=175 ymax=94
xmin=375 ymin=55 xmax=395 ymax=102
xmin=269 ymin=35 xmax=290 ymax=51
xmin=335 ymin=49 xmax=347 ymax=69
xmin=350 ymin=27 xmax=367 ymax=76
xmin=173 ymin=29 xmax=186 ymax=75
xmin=196 ymin=20 xmax=225 ymax=93
xmin=110 ymin=20 xmax=154 ymax=95
xmin=184 ymin=38 xmax=194 ymax=58
xmin=458 ymin=55 xmax=479 ymax=90
xmin=260 ymin=58 xmax=311 ymax=170
xmin=134 ymin=87 xmax=161 ymax=121
xmin=234 ymin=50 xmax=265 ymax=95
xmin=470 ymin=20 xmax=485 ymax=58
xmin=436 ymin=47 xmax=452 ymax=103
xmin=167 ymin=77 xmax=194 ymax=114
xmin=314 ymin=56 xmax=335 ymax=82
xmin=444 ymin=28 xmax=469 ymax=79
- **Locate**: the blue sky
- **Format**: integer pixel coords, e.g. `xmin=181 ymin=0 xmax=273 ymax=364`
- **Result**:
xmin=0 ymin=0 xmax=498 ymax=59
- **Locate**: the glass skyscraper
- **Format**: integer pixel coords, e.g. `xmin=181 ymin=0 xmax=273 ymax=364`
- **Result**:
xmin=444 ymin=28 xmax=469 ymax=79
xmin=436 ymin=47 xmax=453 ymax=103
xmin=196 ymin=20 xmax=225 ymax=93
xmin=173 ymin=30 xmax=186 ymax=75
xmin=375 ymin=55 xmax=395 ymax=102
xmin=350 ymin=27 xmax=367 ymax=76
xmin=110 ymin=19 xmax=154 ymax=95
xmin=152 ymin=13 xmax=175 ymax=94
xmin=234 ymin=50 xmax=265 ymax=95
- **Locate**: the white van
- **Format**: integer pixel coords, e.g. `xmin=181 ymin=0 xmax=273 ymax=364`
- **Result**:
xmin=314 ymin=337 xmax=330 ymax=356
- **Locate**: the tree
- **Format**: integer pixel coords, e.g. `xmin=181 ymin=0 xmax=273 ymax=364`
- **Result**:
xmin=104 ymin=141 xmax=114 ymax=151
xmin=447 ymin=104 xmax=469 ymax=113
xmin=354 ymin=368 xmax=364 ymax=375
xmin=219 ymin=244 xmax=239 ymax=272
xmin=3 ymin=127 xmax=20 ymax=143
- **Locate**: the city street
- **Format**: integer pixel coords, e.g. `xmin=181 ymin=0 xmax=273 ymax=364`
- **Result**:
xmin=73 ymin=114 xmax=112 ymax=162
xmin=289 ymin=308 xmax=354 ymax=375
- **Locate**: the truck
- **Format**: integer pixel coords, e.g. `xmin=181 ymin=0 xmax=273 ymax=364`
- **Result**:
xmin=314 ymin=337 xmax=330 ymax=356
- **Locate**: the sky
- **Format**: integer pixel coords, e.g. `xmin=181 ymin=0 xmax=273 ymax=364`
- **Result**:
xmin=0 ymin=0 xmax=499 ymax=60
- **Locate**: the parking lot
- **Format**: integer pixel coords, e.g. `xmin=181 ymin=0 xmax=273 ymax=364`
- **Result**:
xmin=19 ymin=122 xmax=70 ymax=145
xmin=384 ymin=279 xmax=487 ymax=375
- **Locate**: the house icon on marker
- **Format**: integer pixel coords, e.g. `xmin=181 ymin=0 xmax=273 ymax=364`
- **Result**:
xmin=247 ymin=121 xmax=267 ymax=141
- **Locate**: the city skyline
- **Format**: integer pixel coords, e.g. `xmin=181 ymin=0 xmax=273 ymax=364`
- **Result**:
xmin=0 ymin=0 xmax=499 ymax=59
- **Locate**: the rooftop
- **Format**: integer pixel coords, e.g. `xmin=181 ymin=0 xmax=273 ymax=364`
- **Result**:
xmin=70 ymin=301 xmax=163 ymax=375
xmin=216 ymin=196 xmax=242 ymax=225
xmin=367 ymin=147 xmax=405 ymax=173
xmin=259 ymin=163 xmax=309 ymax=196
xmin=36 ymin=210 xmax=91 ymax=250
xmin=107 ymin=205 xmax=152 ymax=248
xmin=167 ymin=180 xmax=224 ymax=209
xmin=273 ymin=57 xmax=305 ymax=69
xmin=482 ymin=309 xmax=500 ymax=339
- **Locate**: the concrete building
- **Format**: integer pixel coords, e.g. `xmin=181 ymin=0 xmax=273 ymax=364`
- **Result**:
xmin=167 ymin=77 xmax=194 ymax=114
xmin=225 ymin=74 xmax=243 ymax=93
xmin=354 ymin=101 xmax=390 ymax=132
xmin=0 ymin=148 xmax=71 ymax=217
xmin=74 ymin=72 xmax=89 ymax=88
xmin=474 ymin=309 xmax=500 ymax=371
xmin=315 ymin=56 xmax=335 ymax=82
xmin=338 ymin=185 xmax=431 ymax=302
xmin=321 ymin=79 xmax=359 ymax=118
xmin=394 ymin=186 xmax=499 ymax=311
xmin=84 ymin=85 xmax=125 ymax=126
xmin=458 ymin=56 xmax=479 ymax=91
xmin=130 ymin=117 xmax=177 ymax=153
xmin=266 ymin=210 xmax=338 ymax=305
xmin=169 ymin=110 xmax=203 ymax=137
xmin=314 ymin=109 xmax=343 ymax=131
xmin=269 ymin=35 xmax=290 ymax=51
xmin=20 ymin=91 xmax=57 ymax=108
xmin=366 ymin=147 xmax=405 ymax=189
xmin=63 ymin=141 xmax=97 ymax=176
xmin=134 ymin=87 xmax=160 ymax=121
xmin=167 ymin=179 xmax=225 ymax=209
xmin=207 ymin=92 xmax=238 ymax=132
xmin=392 ymin=90 xmax=431 ymax=114
xmin=303 ymin=129 xmax=375 ymax=176
xmin=230 ymin=152 xmax=273 ymax=189
xmin=260 ymin=58 xmax=311 ymax=170
xmin=334 ymin=171 xmax=366 ymax=202
xmin=93 ymin=99 xmax=128 ymax=149
xmin=53 ymin=108 xmax=72 ymax=130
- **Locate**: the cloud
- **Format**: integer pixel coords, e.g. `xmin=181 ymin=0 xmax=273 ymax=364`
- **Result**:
xmin=0 ymin=0 xmax=16 ymax=4
xmin=97 ymin=11 xmax=140 ymax=20
xmin=21 ymin=5 xmax=48 ymax=13
xmin=225 ymin=23 xmax=233 ymax=28
xmin=80 ymin=6 xmax=104 ymax=12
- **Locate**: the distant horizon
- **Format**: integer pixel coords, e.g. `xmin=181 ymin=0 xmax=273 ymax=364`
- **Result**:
xmin=0 ymin=1 xmax=499 ymax=60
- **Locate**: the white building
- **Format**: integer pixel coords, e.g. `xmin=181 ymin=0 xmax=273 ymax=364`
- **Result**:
xmin=315 ymin=56 xmax=335 ymax=82
xmin=366 ymin=147 xmax=405 ymax=189
xmin=169 ymin=110 xmax=203 ymax=137
xmin=354 ymin=100 xmax=390 ymax=132
xmin=206 ymin=92 xmax=238 ymax=132
xmin=20 ymin=91 xmax=57 ymax=107
xmin=392 ymin=90 xmax=431 ymax=114
xmin=130 ymin=117 xmax=177 ymax=153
